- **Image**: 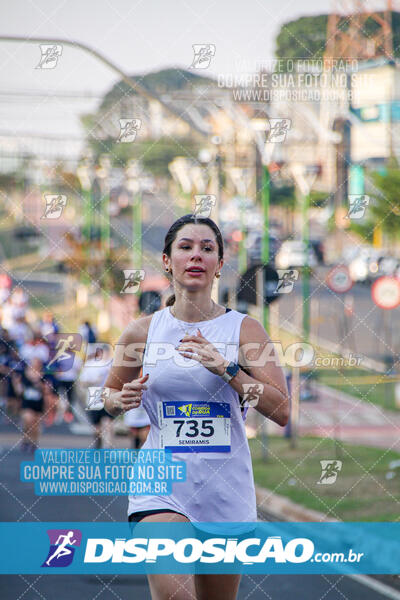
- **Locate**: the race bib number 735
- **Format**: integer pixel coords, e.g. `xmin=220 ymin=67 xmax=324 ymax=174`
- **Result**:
xmin=158 ymin=401 xmax=231 ymax=453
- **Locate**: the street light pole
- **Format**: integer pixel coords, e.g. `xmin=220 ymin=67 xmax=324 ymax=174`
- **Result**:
xmin=290 ymin=164 xmax=318 ymax=344
xmin=133 ymin=192 xmax=142 ymax=271
xmin=252 ymin=119 xmax=275 ymax=333
xmin=97 ymin=156 xmax=111 ymax=257
xmin=302 ymin=190 xmax=311 ymax=343
xmin=125 ymin=161 xmax=142 ymax=272
xmin=261 ymin=163 xmax=270 ymax=331
xmin=76 ymin=159 xmax=93 ymax=286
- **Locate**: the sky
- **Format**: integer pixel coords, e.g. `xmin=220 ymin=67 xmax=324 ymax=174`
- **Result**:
xmin=0 ymin=0 xmax=333 ymax=161
xmin=2 ymin=0 xmax=333 ymax=84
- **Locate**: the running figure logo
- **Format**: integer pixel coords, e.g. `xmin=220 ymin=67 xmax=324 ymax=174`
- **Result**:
xmin=191 ymin=44 xmax=216 ymax=69
xmin=194 ymin=195 xmax=216 ymax=218
xmin=276 ymin=270 xmax=299 ymax=294
xmin=242 ymin=383 xmax=264 ymax=408
xmin=86 ymin=387 xmax=110 ymax=410
xmin=121 ymin=269 xmax=145 ymax=293
xmin=41 ymin=194 xmax=67 ymax=219
xmin=36 ymin=44 xmax=63 ymax=69
xmin=46 ymin=333 xmax=82 ymax=372
xmin=178 ymin=404 xmax=192 ymax=417
xmin=117 ymin=119 xmax=142 ymax=143
xmin=266 ymin=118 xmax=291 ymax=143
xmin=317 ymin=460 xmax=342 ymax=484
xmin=42 ymin=529 xmax=81 ymax=567
xmin=346 ymin=195 xmax=369 ymax=220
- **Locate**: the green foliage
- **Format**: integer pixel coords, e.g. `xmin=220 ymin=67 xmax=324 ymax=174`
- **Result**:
xmin=100 ymin=68 xmax=216 ymax=109
xmin=80 ymin=68 xmax=209 ymax=169
xmin=309 ymin=190 xmax=330 ymax=207
xmin=270 ymin=181 xmax=296 ymax=208
xmin=251 ymin=435 xmax=400 ymax=521
xmin=393 ymin=12 xmax=400 ymax=58
xmin=275 ymin=15 xmax=329 ymax=61
xmin=139 ymin=138 xmax=201 ymax=177
xmin=369 ymin=169 xmax=400 ymax=239
xmin=349 ymin=219 xmax=375 ymax=244
xmin=348 ymin=219 xmax=375 ymax=243
xmin=275 ymin=12 xmax=400 ymax=62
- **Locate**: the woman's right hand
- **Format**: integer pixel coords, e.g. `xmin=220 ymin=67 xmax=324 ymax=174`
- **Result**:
xmin=105 ymin=373 xmax=149 ymax=416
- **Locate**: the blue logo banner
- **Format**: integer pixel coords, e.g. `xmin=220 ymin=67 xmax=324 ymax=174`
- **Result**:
xmin=0 ymin=522 xmax=398 ymax=574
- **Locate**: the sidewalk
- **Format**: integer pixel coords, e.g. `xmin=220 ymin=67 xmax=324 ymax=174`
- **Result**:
xmin=265 ymin=382 xmax=400 ymax=451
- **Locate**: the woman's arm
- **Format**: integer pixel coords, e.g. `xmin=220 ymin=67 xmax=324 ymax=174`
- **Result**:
xmin=229 ymin=316 xmax=289 ymax=427
xmin=102 ymin=315 xmax=152 ymax=417
xmin=175 ymin=315 xmax=289 ymax=426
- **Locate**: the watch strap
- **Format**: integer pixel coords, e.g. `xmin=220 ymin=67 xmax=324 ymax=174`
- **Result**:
xmin=221 ymin=361 xmax=240 ymax=383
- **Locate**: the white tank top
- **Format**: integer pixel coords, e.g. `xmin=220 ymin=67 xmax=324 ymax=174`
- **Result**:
xmin=127 ymin=306 xmax=257 ymax=524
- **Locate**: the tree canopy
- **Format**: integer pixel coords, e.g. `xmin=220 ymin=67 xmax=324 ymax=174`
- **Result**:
xmin=275 ymin=12 xmax=400 ymax=62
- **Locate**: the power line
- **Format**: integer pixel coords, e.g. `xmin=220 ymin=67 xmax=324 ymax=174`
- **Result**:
xmin=0 ymin=89 xmax=105 ymax=100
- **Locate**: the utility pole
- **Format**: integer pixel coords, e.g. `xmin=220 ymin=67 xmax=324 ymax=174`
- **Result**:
xmin=261 ymin=163 xmax=270 ymax=331
xmin=290 ymin=164 xmax=319 ymax=343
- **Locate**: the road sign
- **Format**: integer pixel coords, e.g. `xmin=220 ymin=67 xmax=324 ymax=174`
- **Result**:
xmin=0 ymin=273 xmax=11 ymax=288
xmin=237 ymin=264 xmax=280 ymax=306
xmin=139 ymin=290 xmax=161 ymax=314
xmin=326 ymin=265 xmax=353 ymax=293
xmin=371 ymin=276 xmax=400 ymax=310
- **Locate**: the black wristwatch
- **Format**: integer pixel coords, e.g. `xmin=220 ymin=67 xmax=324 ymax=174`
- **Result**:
xmin=221 ymin=361 xmax=240 ymax=383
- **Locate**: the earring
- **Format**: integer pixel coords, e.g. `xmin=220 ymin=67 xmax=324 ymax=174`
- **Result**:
xmin=215 ymin=273 xmax=220 ymax=278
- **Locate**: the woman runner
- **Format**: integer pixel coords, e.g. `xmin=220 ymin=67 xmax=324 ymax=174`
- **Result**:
xmin=104 ymin=214 xmax=289 ymax=600
xmin=14 ymin=356 xmax=46 ymax=452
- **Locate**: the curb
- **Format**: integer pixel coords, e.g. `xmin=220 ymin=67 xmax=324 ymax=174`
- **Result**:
xmin=255 ymin=484 xmax=339 ymax=522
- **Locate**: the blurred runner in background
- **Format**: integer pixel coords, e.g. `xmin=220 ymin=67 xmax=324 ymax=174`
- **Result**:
xmin=13 ymin=357 xmax=45 ymax=452
xmin=55 ymin=354 xmax=83 ymax=424
xmin=39 ymin=311 xmax=59 ymax=338
xmin=123 ymin=400 xmax=150 ymax=449
xmin=79 ymin=320 xmax=97 ymax=344
xmin=78 ymin=344 xmax=113 ymax=448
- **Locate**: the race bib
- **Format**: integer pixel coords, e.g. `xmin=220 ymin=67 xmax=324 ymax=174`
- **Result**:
xmin=158 ymin=401 xmax=231 ymax=453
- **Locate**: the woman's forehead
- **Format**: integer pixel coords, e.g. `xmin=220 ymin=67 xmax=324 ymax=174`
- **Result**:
xmin=175 ymin=223 xmax=216 ymax=242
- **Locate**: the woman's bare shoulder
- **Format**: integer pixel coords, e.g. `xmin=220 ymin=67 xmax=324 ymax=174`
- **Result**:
xmin=239 ymin=314 xmax=270 ymax=345
xmin=118 ymin=313 xmax=154 ymax=345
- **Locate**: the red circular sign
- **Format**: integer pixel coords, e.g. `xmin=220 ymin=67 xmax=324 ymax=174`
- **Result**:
xmin=371 ymin=276 xmax=400 ymax=310
xmin=0 ymin=274 xmax=11 ymax=288
xmin=326 ymin=265 xmax=353 ymax=293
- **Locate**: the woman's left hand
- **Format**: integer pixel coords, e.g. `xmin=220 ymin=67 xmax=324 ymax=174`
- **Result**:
xmin=176 ymin=329 xmax=228 ymax=376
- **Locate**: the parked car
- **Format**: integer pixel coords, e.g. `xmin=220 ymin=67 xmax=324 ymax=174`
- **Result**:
xmin=377 ymin=255 xmax=400 ymax=277
xmin=348 ymin=248 xmax=382 ymax=283
xmin=275 ymin=240 xmax=317 ymax=269
xmin=245 ymin=232 xmax=282 ymax=265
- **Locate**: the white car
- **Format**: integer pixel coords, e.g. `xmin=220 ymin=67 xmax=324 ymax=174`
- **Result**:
xmin=348 ymin=248 xmax=380 ymax=283
xmin=275 ymin=240 xmax=317 ymax=269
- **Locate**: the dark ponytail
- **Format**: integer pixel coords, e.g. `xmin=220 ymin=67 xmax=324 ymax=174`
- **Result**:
xmin=165 ymin=293 xmax=175 ymax=306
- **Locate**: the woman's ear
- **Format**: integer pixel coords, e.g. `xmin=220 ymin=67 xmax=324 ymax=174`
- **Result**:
xmin=162 ymin=253 xmax=171 ymax=272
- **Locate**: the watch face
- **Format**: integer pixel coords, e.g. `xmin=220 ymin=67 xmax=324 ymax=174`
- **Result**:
xmin=226 ymin=362 xmax=239 ymax=376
